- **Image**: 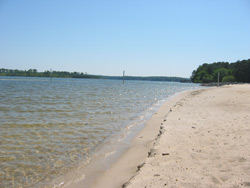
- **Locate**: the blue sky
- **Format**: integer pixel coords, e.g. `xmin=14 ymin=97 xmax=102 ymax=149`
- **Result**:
xmin=0 ymin=0 xmax=250 ymax=77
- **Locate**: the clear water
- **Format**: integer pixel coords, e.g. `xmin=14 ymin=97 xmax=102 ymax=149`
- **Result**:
xmin=0 ymin=77 xmax=200 ymax=187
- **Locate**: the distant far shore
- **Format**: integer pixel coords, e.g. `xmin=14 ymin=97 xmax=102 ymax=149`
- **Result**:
xmin=0 ymin=68 xmax=190 ymax=82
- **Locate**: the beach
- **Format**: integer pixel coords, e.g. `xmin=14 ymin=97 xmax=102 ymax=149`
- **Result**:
xmin=86 ymin=84 xmax=250 ymax=188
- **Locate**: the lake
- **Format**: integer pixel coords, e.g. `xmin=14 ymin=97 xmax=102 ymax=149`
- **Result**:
xmin=0 ymin=77 xmax=200 ymax=187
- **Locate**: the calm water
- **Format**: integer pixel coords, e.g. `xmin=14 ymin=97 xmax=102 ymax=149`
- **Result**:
xmin=0 ymin=77 xmax=200 ymax=187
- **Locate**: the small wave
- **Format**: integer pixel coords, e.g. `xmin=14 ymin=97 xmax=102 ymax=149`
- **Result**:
xmin=124 ymin=123 xmax=136 ymax=130
xmin=117 ymin=133 xmax=127 ymax=142
xmin=53 ymin=181 xmax=64 ymax=188
xmin=73 ymin=174 xmax=86 ymax=183
xmin=104 ymin=150 xmax=116 ymax=158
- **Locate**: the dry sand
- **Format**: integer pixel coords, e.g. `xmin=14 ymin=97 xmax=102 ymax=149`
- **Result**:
xmin=125 ymin=84 xmax=250 ymax=188
xmin=78 ymin=84 xmax=250 ymax=188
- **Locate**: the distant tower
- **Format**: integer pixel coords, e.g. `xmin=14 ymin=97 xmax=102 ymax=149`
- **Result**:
xmin=50 ymin=69 xmax=52 ymax=82
xmin=123 ymin=70 xmax=125 ymax=84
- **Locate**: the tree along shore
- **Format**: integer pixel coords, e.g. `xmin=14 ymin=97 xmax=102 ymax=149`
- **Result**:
xmin=191 ymin=59 xmax=250 ymax=83
xmin=0 ymin=69 xmax=99 ymax=79
xmin=0 ymin=68 xmax=189 ymax=82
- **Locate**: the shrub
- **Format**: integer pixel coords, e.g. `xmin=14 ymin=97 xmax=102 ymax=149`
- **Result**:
xmin=222 ymin=76 xmax=235 ymax=82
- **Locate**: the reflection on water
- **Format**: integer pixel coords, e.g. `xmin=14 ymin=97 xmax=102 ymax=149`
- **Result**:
xmin=0 ymin=77 xmax=200 ymax=187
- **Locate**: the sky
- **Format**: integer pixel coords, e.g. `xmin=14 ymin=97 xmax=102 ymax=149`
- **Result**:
xmin=0 ymin=0 xmax=250 ymax=78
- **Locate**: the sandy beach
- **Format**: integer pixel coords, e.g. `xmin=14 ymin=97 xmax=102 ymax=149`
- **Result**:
xmin=75 ymin=84 xmax=250 ymax=188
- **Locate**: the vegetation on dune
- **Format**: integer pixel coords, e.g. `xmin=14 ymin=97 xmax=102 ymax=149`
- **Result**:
xmin=191 ymin=59 xmax=250 ymax=83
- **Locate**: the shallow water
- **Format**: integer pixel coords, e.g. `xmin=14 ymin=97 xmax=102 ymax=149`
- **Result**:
xmin=0 ymin=77 xmax=200 ymax=187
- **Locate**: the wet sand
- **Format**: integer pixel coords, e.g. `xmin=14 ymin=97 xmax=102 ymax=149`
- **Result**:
xmin=74 ymin=84 xmax=250 ymax=188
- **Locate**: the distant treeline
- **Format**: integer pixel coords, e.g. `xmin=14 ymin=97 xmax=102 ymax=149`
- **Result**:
xmin=0 ymin=68 xmax=190 ymax=82
xmin=100 ymin=75 xmax=190 ymax=82
xmin=191 ymin=59 xmax=250 ymax=83
xmin=0 ymin=69 xmax=99 ymax=79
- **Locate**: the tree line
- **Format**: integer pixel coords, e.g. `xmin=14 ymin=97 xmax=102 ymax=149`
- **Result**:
xmin=100 ymin=75 xmax=190 ymax=82
xmin=0 ymin=68 xmax=190 ymax=82
xmin=0 ymin=69 xmax=99 ymax=79
xmin=191 ymin=59 xmax=250 ymax=83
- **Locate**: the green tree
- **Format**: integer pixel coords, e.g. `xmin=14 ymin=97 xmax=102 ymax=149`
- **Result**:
xmin=214 ymin=68 xmax=229 ymax=82
xmin=222 ymin=76 xmax=235 ymax=82
xmin=191 ymin=59 xmax=250 ymax=83
xmin=202 ymin=74 xmax=213 ymax=83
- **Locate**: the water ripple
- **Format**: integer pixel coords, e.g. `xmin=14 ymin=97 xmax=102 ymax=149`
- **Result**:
xmin=0 ymin=77 xmax=200 ymax=187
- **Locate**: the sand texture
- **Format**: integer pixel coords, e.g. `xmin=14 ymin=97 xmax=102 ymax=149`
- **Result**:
xmin=124 ymin=85 xmax=250 ymax=188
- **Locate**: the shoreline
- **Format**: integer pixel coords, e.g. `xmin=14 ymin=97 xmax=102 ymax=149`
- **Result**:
xmin=30 ymin=82 xmax=200 ymax=188
xmin=69 ymin=84 xmax=250 ymax=188
xmin=69 ymin=89 xmax=198 ymax=188
xmin=73 ymin=84 xmax=250 ymax=188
